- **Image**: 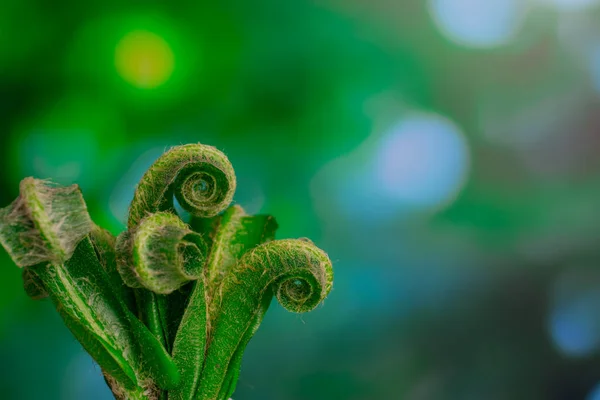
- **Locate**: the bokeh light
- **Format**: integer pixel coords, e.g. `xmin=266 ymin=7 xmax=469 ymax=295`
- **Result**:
xmin=16 ymin=131 xmax=97 ymax=184
xmin=538 ymin=0 xmax=600 ymax=12
xmin=588 ymin=381 xmax=600 ymax=400
xmin=313 ymin=112 xmax=470 ymax=223
xmin=115 ymin=30 xmax=175 ymax=89
xmin=591 ymin=45 xmax=600 ymax=94
xmin=8 ymin=95 xmax=125 ymax=191
xmin=549 ymin=270 xmax=600 ymax=358
xmin=374 ymin=114 xmax=470 ymax=209
xmin=428 ymin=0 xmax=524 ymax=48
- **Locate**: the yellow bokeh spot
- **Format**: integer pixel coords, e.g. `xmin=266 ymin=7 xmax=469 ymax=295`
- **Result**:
xmin=115 ymin=30 xmax=174 ymax=89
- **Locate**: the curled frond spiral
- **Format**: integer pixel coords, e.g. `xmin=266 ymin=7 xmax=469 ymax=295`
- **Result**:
xmin=196 ymin=238 xmax=333 ymax=400
xmin=231 ymin=239 xmax=333 ymax=312
xmin=128 ymin=144 xmax=236 ymax=228
xmin=116 ymin=212 xmax=208 ymax=294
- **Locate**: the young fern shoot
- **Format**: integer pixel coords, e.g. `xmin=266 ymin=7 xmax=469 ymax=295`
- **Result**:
xmin=0 ymin=143 xmax=333 ymax=400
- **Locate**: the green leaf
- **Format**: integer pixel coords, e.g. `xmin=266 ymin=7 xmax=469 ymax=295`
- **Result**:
xmin=90 ymin=224 xmax=136 ymax=313
xmin=33 ymin=238 xmax=141 ymax=389
xmin=37 ymin=238 xmax=181 ymax=391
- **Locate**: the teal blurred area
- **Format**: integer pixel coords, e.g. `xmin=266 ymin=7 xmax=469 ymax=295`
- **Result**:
xmin=3 ymin=0 xmax=600 ymax=399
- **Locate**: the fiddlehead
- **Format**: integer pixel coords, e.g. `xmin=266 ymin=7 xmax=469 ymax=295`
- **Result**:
xmin=197 ymin=238 xmax=333 ymax=400
xmin=116 ymin=212 xmax=208 ymax=295
xmin=127 ymin=143 xmax=236 ymax=228
xmin=226 ymin=238 xmax=332 ymax=314
xmin=0 ymin=177 xmax=92 ymax=267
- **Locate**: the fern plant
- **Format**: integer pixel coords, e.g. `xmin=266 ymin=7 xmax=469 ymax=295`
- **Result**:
xmin=0 ymin=143 xmax=333 ymax=400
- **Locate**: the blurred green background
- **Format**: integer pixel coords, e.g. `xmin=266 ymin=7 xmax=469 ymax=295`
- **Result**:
xmin=3 ymin=0 xmax=600 ymax=399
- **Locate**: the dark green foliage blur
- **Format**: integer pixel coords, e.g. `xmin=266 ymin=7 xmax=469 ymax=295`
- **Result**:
xmin=3 ymin=0 xmax=600 ymax=399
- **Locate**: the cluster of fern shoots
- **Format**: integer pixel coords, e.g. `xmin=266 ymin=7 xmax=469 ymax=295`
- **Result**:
xmin=0 ymin=143 xmax=333 ymax=400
